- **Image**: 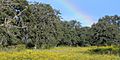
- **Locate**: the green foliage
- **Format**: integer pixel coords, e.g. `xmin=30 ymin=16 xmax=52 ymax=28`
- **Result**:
xmin=0 ymin=0 xmax=62 ymax=49
xmin=57 ymin=20 xmax=81 ymax=46
xmin=90 ymin=15 xmax=120 ymax=46
xmin=0 ymin=0 xmax=120 ymax=49
xmin=90 ymin=46 xmax=120 ymax=55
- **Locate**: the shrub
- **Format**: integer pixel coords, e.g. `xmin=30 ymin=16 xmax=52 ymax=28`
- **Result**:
xmin=90 ymin=46 xmax=120 ymax=55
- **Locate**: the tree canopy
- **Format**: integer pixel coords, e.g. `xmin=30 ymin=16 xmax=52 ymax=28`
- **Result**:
xmin=0 ymin=0 xmax=120 ymax=49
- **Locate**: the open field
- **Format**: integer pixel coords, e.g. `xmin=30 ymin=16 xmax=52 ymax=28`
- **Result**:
xmin=0 ymin=46 xmax=120 ymax=60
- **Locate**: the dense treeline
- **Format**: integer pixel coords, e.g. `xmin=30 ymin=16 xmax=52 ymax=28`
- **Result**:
xmin=0 ymin=0 xmax=120 ymax=49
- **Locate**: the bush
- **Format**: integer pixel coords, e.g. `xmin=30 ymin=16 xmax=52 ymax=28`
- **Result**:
xmin=90 ymin=46 xmax=120 ymax=55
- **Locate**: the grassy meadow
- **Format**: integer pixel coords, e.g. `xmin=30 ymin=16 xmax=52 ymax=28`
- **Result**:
xmin=0 ymin=46 xmax=119 ymax=60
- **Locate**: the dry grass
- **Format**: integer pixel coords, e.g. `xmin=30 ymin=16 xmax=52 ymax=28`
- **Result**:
xmin=0 ymin=46 xmax=119 ymax=60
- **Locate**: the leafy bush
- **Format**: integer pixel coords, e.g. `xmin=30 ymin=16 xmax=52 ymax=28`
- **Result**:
xmin=90 ymin=46 xmax=120 ymax=55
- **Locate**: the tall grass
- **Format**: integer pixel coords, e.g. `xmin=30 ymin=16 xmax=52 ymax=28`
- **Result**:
xmin=0 ymin=46 xmax=119 ymax=60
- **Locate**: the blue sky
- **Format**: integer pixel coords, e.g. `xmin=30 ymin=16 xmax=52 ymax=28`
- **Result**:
xmin=27 ymin=0 xmax=120 ymax=27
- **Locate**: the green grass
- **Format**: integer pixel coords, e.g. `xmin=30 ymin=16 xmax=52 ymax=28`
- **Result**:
xmin=0 ymin=46 xmax=120 ymax=60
